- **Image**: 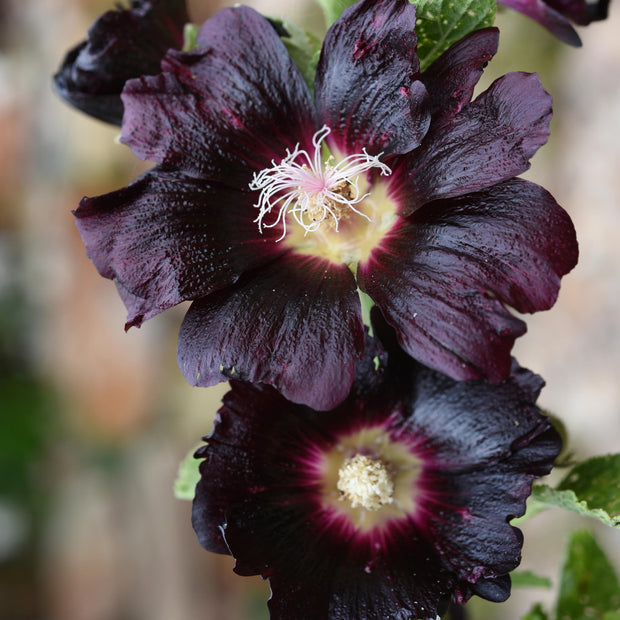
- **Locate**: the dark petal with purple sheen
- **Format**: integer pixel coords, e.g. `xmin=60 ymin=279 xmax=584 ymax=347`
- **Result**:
xmin=314 ymin=0 xmax=430 ymax=157
xmin=390 ymin=357 xmax=561 ymax=587
xmin=390 ymin=359 xmax=551 ymax=469
xmin=393 ymin=71 xmax=552 ymax=213
xmin=74 ymin=167 xmax=284 ymax=328
xmin=227 ymin=499 xmax=454 ymax=620
xmin=54 ymin=0 xmax=188 ymax=125
xmin=192 ymin=353 xmax=561 ymax=619
xmin=358 ymin=178 xmax=578 ymax=383
xmin=547 ymin=0 xmax=610 ymax=23
xmin=194 ymin=381 xmax=454 ymax=620
xmin=498 ymin=0 xmax=582 ymax=45
xmin=421 ymin=28 xmax=499 ymax=125
xmin=177 ymin=253 xmax=364 ymax=410
xmin=192 ymin=381 xmax=307 ymax=555
xmin=121 ymin=6 xmax=315 ymax=187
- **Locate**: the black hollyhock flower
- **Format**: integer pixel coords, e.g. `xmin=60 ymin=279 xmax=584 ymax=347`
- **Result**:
xmin=54 ymin=0 xmax=189 ymax=125
xmin=74 ymin=0 xmax=577 ymax=410
xmin=192 ymin=334 xmax=562 ymax=619
xmin=498 ymin=0 xmax=609 ymax=46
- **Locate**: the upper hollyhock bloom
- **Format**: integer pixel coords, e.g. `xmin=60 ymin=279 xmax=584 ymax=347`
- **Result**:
xmin=192 ymin=332 xmax=562 ymax=619
xmin=498 ymin=0 xmax=609 ymax=46
xmin=54 ymin=0 xmax=189 ymax=125
xmin=74 ymin=0 xmax=578 ymax=410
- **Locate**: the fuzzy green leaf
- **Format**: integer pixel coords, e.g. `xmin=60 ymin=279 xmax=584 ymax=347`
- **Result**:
xmin=519 ymin=454 xmax=620 ymax=528
xmin=173 ymin=445 xmax=203 ymax=501
xmin=525 ymin=485 xmax=620 ymax=528
xmin=522 ymin=603 xmax=550 ymax=620
xmin=315 ymin=0 xmax=357 ymax=27
xmin=182 ymin=23 xmax=199 ymax=52
xmin=556 ymin=530 xmax=620 ymax=619
xmin=411 ymin=0 xmax=496 ymax=71
xmin=512 ymin=570 xmax=553 ymax=589
xmin=557 ymin=454 xmax=620 ymax=516
xmin=274 ymin=18 xmax=322 ymax=94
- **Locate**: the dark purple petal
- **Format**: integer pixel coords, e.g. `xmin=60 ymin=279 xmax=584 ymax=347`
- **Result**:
xmin=314 ymin=0 xmax=430 ymax=157
xmin=54 ymin=0 xmax=188 ymax=125
xmin=74 ymin=167 xmax=284 ymax=327
xmin=194 ymin=381 xmax=453 ymax=619
xmin=192 ymin=381 xmax=306 ymax=556
xmin=390 ymin=361 xmax=554 ymax=468
xmin=424 ymin=469 xmax=527 ymax=578
xmin=358 ymin=179 xmax=578 ymax=382
xmin=121 ymin=6 xmax=315 ymax=186
xmin=421 ymin=28 xmax=499 ymax=125
xmin=468 ymin=574 xmax=512 ymax=603
xmin=499 ymin=0 xmax=582 ymax=45
xmin=177 ymin=253 xmax=364 ymax=410
xmin=192 ymin=351 xmax=561 ymax=618
xmin=394 ymin=71 xmax=552 ymax=211
xmin=423 ymin=429 xmax=560 ymax=598
xmin=549 ymin=0 xmax=610 ymax=23
xmin=226 ymin=501 xmax=454 ymax=620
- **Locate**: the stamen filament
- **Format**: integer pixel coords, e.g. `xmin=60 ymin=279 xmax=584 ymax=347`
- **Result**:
xmin=249 ymin=125 xmax=392 ymax=240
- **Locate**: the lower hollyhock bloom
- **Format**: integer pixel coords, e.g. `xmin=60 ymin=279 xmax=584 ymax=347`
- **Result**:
xmin=74 ymin=0 xmax=578 ymax=410
xmin=54 ymin=0 xmax=189 ymax=124
xmin=192 ymin=338 xmax=561 ymax=619
xmin=498 ymin=0 xmax=609 ymax=46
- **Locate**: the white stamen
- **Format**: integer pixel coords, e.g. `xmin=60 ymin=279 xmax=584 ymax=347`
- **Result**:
xmin=337 ymin=454 xmax=394 ymax=511
xmin=249 ymin=125 xmax=392 ymax=240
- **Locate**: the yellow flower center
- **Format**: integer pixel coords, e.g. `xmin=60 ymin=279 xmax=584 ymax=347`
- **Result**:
xmin=318 ymin=426 xmax=423 ymax=532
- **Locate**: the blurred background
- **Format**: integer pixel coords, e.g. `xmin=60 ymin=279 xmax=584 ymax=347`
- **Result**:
xmin=0 ymin=0 xmax=618 ymax=618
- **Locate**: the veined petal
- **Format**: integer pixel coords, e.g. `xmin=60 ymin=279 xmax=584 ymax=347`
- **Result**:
xmin=54 ymin=0 xmax=188 ymax=125
xmin=192 ymin=346 xmax=561 ymax=619
xmin=315 ymin=0 xmax=430 ymax=157
xmin=499 ymin=0 xmax=582 ymax=44
xmin=358 ymin=179 xmax=578 ymax=382
xmin=121 ymin=6 xmax=316 ymax=186
xmin=425 ymin=423 xmax=559 ymax=593
xmin=74 ymin=167 xmax=283 ymax=327
xmin=226 ymin=498 xmax=454 ymax=620
xmin=395 ymin=72 xmax=552 ymax=211
xmin=421 ymin=28 xmax=499 ymax=124
xmin=546 ymin=0 xmax=609 ymax=24
xmin=391 ymin=361 xmax=551 ymax=469
xmin=192 ymin=381 xmax=307 ymax=556
xmin=177 ymin=254 xmax=364 ymax=410
xmin=498 ymin=0 xmax=609 ymax=45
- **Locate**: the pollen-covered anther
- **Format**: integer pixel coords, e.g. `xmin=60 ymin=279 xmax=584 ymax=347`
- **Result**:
xmin=249 ymin=125 xmax=392 ymax=240
xmin=337 ymin=454 xmax=395 ymax=511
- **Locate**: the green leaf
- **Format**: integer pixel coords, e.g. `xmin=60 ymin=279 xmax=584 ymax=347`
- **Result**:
xmin=556 ymin=530 xmax=620 ymax=620
xmin=182 ymin=23 xmax=200 ymax=52
xmin=557 ymin=454 xmax=620 ymax=516
xmin=522 ymin=603 xmax=550 ymax=620
xmin=525 ymin=485 xmax=620 ymax=528
xmin=314 ymin=0 xmax=357 ymax=27
xmin=517 ymin=454 xmax=620 ymax=528
xmin=274 ymin=18 xmax=322 ymax=94
xmin=512 ymin=570 xmax=552 ymax=589
xmin=410 ymin=0 xmax=496 ymax=71
xmin=173 ymin=445 xmax=203 ymax=501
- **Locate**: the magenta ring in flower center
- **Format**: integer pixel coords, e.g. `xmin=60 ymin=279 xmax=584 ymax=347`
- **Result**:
xmin=309 ymin=425 xmax=424 ymax=533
